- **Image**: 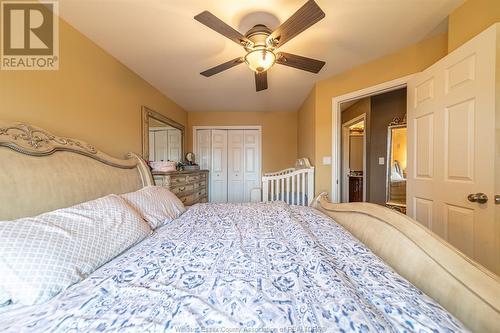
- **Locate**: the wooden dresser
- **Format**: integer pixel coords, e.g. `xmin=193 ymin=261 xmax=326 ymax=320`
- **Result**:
xmin=152 ymin=170 xmax=209 ymax=206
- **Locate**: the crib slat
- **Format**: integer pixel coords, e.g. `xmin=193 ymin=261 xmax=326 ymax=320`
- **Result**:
xmin=297 ymin=173 xmax=301 ymax=205
xmin=280 ymin=178 xmax=285 ymax=201
xmin=291 ymin=174 xmax=295 ymax=205
xmin=286 ymin=177 xmax=290 ymax=204
xmin=276 ymin=178 xmax=279 ymax=201
xmin=301 ymin=172 xmax=306 ymax=206
xmin=270 ymin=179 xmax=274 ymax=201
xmin=277 ymin=179 xmax=280 ymax=201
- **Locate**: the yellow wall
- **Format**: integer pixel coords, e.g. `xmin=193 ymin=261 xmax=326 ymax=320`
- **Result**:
xmin=187 ymin=111 xmax=297 ymax=173
xmin=297 ymin=87 xmax=316 ymax=164
xmin=448 ymin=0 xmax=500 ymax=51
xmin=0 ymin=17 xmax=187 ymax=159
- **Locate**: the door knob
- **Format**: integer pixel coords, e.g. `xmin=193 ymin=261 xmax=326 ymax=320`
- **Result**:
xmin=467 ymin=193 xmax=488 ymax=204
xmin=495 ymin=195 xmax=500 ymax=205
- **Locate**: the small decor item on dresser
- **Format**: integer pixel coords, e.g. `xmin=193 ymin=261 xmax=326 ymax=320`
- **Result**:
xmin=149 ymin=161 xmax=177 ymax=172
xmin=184 ymin=152 xmax=200 ymax=171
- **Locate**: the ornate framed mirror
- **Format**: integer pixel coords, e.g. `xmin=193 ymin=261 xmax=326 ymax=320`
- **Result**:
xmin=386 ymin=115 xmax=407 ymax=213
xmin=141 ymin=106 xmax=185 ymax=163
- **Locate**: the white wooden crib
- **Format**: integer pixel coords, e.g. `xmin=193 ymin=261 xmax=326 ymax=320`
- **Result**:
xmin=261 ymin=158 xmax=315 ymax=206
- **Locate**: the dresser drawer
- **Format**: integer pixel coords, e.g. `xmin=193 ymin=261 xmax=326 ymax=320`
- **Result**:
xmin=170 ymin=175 xmax=188 ymax=186
xmin=171 ymin=184 xmax=194 ymax=195
xmin=152 ymin=171 xmax=209 ymax=206
xmin=196 ymin=188 xmax=207 ymax=197
xmin=193 ymin=180 xmax=207 ymax=189
xmin=187 ymin=174 xmax=201 ymax=183
xmin=179 ymin=194 xmax=194 ymax=205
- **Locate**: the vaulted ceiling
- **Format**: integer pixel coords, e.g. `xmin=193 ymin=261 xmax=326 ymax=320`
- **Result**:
xmin=58 ymin=0 xmax=462 ymax=112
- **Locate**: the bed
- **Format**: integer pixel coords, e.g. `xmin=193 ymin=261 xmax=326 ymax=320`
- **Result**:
xmin=0 ymin=123 xmax=498 ymax=332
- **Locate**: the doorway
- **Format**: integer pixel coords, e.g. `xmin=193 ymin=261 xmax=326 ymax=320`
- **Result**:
xmin=341 ymin=115 xmax=366 ymax=202
xmin=338 ymin=88 xmax=408 ymax=213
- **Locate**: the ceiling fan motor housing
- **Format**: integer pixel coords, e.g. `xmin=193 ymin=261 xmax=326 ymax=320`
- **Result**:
xmin=245 ymin=24 xmax=273 ymax=48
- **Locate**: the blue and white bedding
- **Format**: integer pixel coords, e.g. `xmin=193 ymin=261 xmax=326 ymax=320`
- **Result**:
xmin=0 ymin=202 xmax=467 ymax=332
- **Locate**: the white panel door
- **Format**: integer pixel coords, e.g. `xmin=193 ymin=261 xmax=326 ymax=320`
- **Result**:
xmin=153 ymin=130 xmax=168 ymax=161
xmin=210 ymin=130 xmax=228 ymax=203
xmin=227 ymin=130 xmax=245 ymax=203
xmin=243 ymin=130 xmax=261 ymax=202
xmin=167 ymin=130 xmax=182 ymax=162
xmin=196 ymin=129 xmax=211 ymax=170
xmin=407 ymin=25 xmax=498 ymax=274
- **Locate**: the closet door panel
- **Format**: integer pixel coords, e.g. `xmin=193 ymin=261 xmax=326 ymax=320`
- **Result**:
xmin=228 ymin=130 xmax=245 ymax=203
xmin=168 ymin=130 xmax=182 ymax=162
xmin=244 ymin=130 xmax=261 ymax=202
xmin=154 ymin=130 xmax=168 ymax=161
xmin=210 ymin=130 xmax=228 ymax=203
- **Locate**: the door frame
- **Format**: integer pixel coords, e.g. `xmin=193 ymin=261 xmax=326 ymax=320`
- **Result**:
xmin=331 ymin=74 xmax=415 ymax=203
xmin=341 ymin=114 xmax=366 ymax=202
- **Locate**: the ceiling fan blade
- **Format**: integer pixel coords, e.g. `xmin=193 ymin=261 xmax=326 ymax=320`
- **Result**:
xmin=276 ymin=52 xmax=325 ymax=73
xmin=268 ymin=0 xmax=325 ymax=48
xmin=194 ymin=11 xmax=252 ymax=47
xmin=200 ymin=57 xmax=244 ymax=77
xmin=255 ymin=71 xmax=268 ymax=92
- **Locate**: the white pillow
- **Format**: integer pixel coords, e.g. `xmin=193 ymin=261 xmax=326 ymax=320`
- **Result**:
xmin=0 ymin=195 xmax=151 ymax=306
xmin=121 ymin=186 xmax=185 ymax=229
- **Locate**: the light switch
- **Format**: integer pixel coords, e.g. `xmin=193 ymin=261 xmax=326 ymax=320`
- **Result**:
xmin=322 ymin=156 xmax=332 ymax=165
xmin=378 ymin=157 xmax=385 ymax=165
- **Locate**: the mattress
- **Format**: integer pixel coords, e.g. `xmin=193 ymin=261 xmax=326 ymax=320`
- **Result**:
xmin=0 ymin=202 xmax=467 ymax=332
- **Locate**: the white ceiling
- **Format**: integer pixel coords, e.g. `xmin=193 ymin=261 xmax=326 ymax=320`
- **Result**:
xmin=58 ymin=0 xmax=462 ymax=112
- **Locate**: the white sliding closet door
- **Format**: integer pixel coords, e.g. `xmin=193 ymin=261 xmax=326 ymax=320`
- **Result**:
xmin=195 ymin=128 xmax=261 ymax=203
xmin=243 ymin=130 xmax=260 ymax=202
xmin=227 ymin=130 xmax=245 ymax=203
xmin=210 ymin=130 xmax=228 ymax=203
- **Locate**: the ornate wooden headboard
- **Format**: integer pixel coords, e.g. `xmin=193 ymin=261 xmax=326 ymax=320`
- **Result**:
xmin=0 ymin=123 xmax=153 ymax=220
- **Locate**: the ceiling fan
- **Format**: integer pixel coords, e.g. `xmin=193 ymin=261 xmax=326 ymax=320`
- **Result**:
xmin=194 ymin=0 xmax=326 ymax=92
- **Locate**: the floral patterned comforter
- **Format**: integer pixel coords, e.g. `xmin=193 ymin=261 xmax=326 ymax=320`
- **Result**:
xmin=0 ymin=202 xmax=467 ymax=332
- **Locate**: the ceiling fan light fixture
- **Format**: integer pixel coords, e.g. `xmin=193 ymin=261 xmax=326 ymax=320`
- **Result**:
xmin=244 ymin=48 xmax=276 ymax=73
